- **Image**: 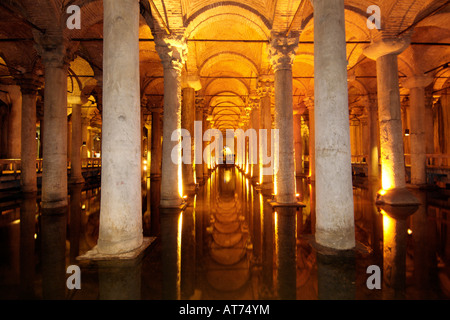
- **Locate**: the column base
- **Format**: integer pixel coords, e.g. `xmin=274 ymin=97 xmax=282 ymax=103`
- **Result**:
xmin=268 ymin=200 xmax=305 ymax=209
xmin=160 ymin=200 xmax=188 ymax=210
xmin=183 ymin=183 xmax=197 ymax=195
xmin=41 ymin=199 xmax=68 ymax=210
xmin=69 ymin=176 xmax=85 ymax=185
xmin=376 ymin=187 xmax=421 ymax=206
xmin=76 ymin=237 xmax=155 ymax=261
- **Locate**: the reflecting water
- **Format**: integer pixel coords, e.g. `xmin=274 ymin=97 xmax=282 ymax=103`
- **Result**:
xmin=0 ymin=167 xmax=449 ymax=299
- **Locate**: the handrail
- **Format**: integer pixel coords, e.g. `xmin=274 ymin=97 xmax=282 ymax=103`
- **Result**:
xmin=0 ymin=157 xmax=101 ymax=175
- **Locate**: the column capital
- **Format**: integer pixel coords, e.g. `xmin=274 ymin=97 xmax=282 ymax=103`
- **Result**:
xmin=16 ymin=72 xmax=43 ymax=95
xmin=257 ymin=75 xmax=274 ymax=97
xmin=363 ymin=37 xmax=410 ymax=61
xmin=34 ymin=34 xmax=75 ymax=69
xmin=401 ymin=74 xmax=433 ymax=89
xmin=268 ymin=32 xmax=299 ymax=71
xmin=154 ymin=33 xmax=187 ymax=73
xmin=303 ymin=97 xmax=314 ymax=109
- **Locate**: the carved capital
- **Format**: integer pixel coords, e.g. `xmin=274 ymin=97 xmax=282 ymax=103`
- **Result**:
xmin=257 ymin=75 xmax=274 ymax=97
xmin=268 ymin=32 xmax=299 ymax=71
xmin=16 ymin=72 xmax=43 ymax=95
xmin=154 ymin=33 xmax=187 ymax=73
xmin=34 ymin=34 xmax=75 ymax=69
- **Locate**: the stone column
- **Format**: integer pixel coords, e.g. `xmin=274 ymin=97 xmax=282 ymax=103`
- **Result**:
xmin=18 ymin=74 xmax=41 ymax=193
xmin=36 ymin=38 xmax=71 ymax=209
xmin=97 ymin=0 xmax=143 ymax=254
xmin=257 ymin=76 xmax=274 ymax=190
xmin=249 ymin=95 xmax=260 ymax=182
xmin=69 ymin=104 xmax=84 ymax=184
xmin=6 ymin=85 xmax=22 ymax=159
xmin=155 ymin=34 xmax=187 ymax=207
xmin=364 ymin=38 xmax=419 ymax=205
xmin=181 ymin=85 xmax=196 ymax=193
xmin=402 ymin=75 xmax=433 ymax=186
xmin=150 ymin=107 xmax=163 ymax=179
xmin=195 ymin=101 xmax=204 ymax=184
xmin=314 ymin=0 xmax=355 ymax=250
xmin=293 ymin=106 xmax=303 ymax=177
xmin=80 ymin=116 xmax=89 ymax=159
xmin=304 ymin=98 xmax=315 ymax=181
xmin=366 ymin=94 xmax=380 ymax=184
xmin=269 ymin=33 xmax=298 ymax=204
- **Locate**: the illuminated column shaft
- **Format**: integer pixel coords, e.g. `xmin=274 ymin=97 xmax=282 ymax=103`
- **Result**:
xmin=403 ymin=75 xmax=433 ymax=186
xmin=269 ymin=33 xmax=298 ymax=203
xmin=258 ymin=77 xmax=273 ymax=189
xmin=18 ymin=74 xmax=41 ymax=193
xmin=364 ymin=38 xmax=419 ymax=205
xmin=37 ymin=39 xmax=70 ymax=209
xmin=98 ymin=0 xmax=143 ymax=254
xmin=150 ymin=107 xmax=162 ymax=179
xmin=250 ymin=98 xmax=260 ymax=181
xmin=69 ymin=104 xmax=84 ymax=184
xmin=367 ymin=95 xmax=379 ymax=183
xmin=7 ymin=85 xmax=21 ymax=158
xmin=305 ymin=99 xmax=315 ymax=181
xmin=156 ymin=34 xmax=187 ymax=207
xmin=293 ymin=110 xmax=303 ymax=177
xmin=314 ymin=0 xmax=355 ymax=250
xmin=181 ymin=86 xmax=195 ymax=192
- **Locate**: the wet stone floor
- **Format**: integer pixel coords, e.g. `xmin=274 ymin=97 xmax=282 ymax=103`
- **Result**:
xmin=0 ymin=166 xmax=449 ymax=300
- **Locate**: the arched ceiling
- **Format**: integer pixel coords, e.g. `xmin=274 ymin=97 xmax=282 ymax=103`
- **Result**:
xmin=0 ymin=0 xmax=449 ymax=130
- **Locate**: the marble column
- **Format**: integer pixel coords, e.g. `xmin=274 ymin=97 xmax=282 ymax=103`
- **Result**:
xmin=18 ymin=73 xmax=41 ymax=193
xmin=402 ymin=75 xmax=433 ymax=186
xmin=155 ymin=34 xmax=187 ymax=207
xmin=304 ymin=98 xmax=315 ymax=181
xmin=181 ymin=85 xmax=196 ymax=193
xmin=366 ymin=94 xmax=380 ymax=184
xmin=7 ymin=85 xmax=22 ymax=159
xmin=97 ymin=0 xmax=143 ymax=254
xmin=69 ymin=104 xmax=84 ymax=184
xmin=36 ymin=39 xmax=71 ymax=209
xmin=364 ymin=38 xmax=419 ymax=205
xmin=195 ymin=102 xmax=204 ymax=184
xmin=150 ymin=107 xmax=163 ymax=179
xmin=314 ymin=0 xmax=355 ymax=250
xmin=249 ymin=96 xmax=260 ymax=182
xmin=257 ymin=76 xmax=274 ymax=190
xmin=269 ymin=33 xmax=298 ymax=204
xmin=293 ymin=107 xmax=303 ymax=177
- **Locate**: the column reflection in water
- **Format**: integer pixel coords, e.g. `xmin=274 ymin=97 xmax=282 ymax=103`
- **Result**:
xmin=380 ymin=204 xmax=418 ymax=299
xmin=275 ymin=207 xmax=297 ymax=299
xmin=181 ymin=196 xmax=196 ymax=299
xmin=160 ymin=208 xmax=183 ymax=299
xmin=410 ymin=189 xmax=439 ymax=298
xmin=20 ymin=194 xmax=37 ymax=299
xmin=316 ymin=250 xmax=356 ymax=300
xmin=40 ymin=207 xmax=67 ymax=300
xmin=69 ymin=184 xmax=83 ymax=262
xmin=260 ymin=193 xmax=274 ymax=298
xmin=98 ymin=258 xmax=142 ymax=300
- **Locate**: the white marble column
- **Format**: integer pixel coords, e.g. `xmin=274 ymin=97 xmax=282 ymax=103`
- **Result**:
xmin=155 ymin=34 xmax=187 ymax=207
xmin=402 ymin=75 xmax=433 ymax=186
xmin=97 ymin=0 xmax=143 ymax=254
xmin=364 ymin=38 xmax=419 ymax=205
xmin=269 ymin=32 xmax=298 ymax=204
xmin=314 ymin=0 xmax=355 ymax=250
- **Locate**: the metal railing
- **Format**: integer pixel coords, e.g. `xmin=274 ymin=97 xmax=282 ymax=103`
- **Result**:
xmin=0 ymin=158 xmax=101 ymax=176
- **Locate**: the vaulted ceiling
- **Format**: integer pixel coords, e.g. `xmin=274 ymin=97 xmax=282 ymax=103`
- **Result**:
xmin=1 ymin=0 xmax=449 ymax=130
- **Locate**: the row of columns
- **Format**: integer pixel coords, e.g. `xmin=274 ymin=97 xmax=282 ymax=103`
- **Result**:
xmin=27 ymin=0 xmax=429 ymax=257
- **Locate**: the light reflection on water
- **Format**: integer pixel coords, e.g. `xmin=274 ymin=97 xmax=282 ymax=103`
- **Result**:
xmin=0 ymin=166 xmax=449 ymax=299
